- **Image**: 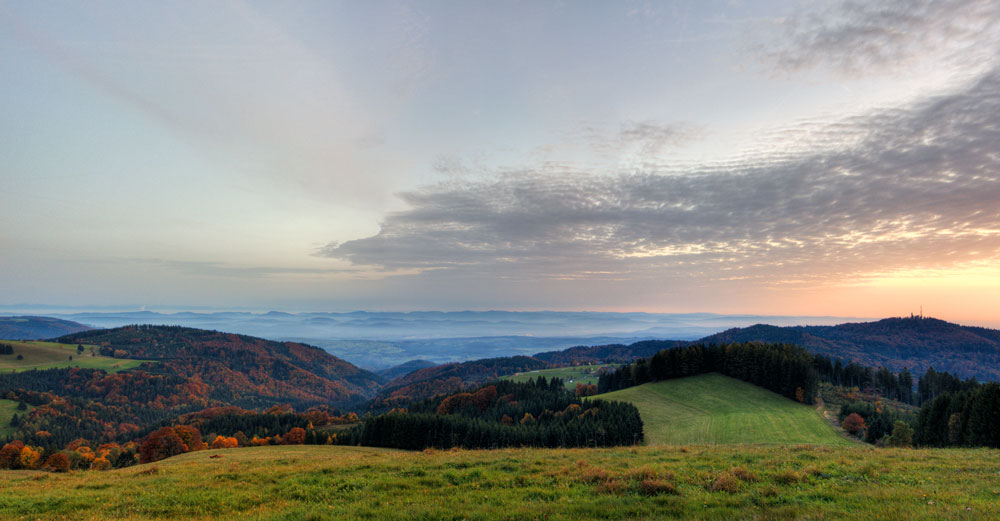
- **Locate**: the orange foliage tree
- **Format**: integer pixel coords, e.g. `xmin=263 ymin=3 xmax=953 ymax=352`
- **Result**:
xmin=436 ymin=386 xmax=498 ymax=415
xmin=282 ymin=427 xmax=306 ymax=445
xmin=0 ymin=441 xmax=24 ymax=469
xmin=211 ymin=436 xmax=239 ymax=449
xmin=43 ymin=452 xmax=70 ymax=473
xmin=842 ymin=413 xmax=867 ymax=435
xmin=139 ymin=427 xmax=188 ymax=463
xmin=90 ymin=457 xmax=111 ymax=471
xmin=20 ymin=446 xmax=42 ymax=469
xmin=172 ymin=425 xmax=206 ymax=451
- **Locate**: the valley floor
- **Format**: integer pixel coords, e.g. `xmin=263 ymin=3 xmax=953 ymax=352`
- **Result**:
xmin=2 ymin=444 xmax=997 ymax=520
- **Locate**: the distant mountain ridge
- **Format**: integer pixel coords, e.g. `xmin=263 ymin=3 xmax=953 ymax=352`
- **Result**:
xmin=376 ymin=360 xmax=438 ymax=381
xmin=700 ymin=316 xmax=1000 ymax=382
xmin=371 ymin=316 xmax=1000 ymax=405
xmin=0 ymin=316 xmax=92 ymax=340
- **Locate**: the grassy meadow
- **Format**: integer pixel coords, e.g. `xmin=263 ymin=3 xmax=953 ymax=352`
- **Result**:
xmin=596 ymin=374 xmax=852 ymax=446
xmin=0 ymin=399 xmax=34 ymax=438
xmin=0 ymin=340 xmax=145 ymax=373
xmin=502 ymin=364 xmax=614 ymax=390
xmin=2 ymin=444 xmax=998 ymax=520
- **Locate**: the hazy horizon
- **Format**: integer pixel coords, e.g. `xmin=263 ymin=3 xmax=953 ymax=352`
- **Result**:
xmin=3 ymin=1 xmax=1000 ymax=325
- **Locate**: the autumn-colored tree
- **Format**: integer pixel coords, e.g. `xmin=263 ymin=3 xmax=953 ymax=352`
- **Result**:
xmin=520 ymin=412 xmax=536 ymax=425
xmin=139 ymin=427 xmax=187 ymax=463
xmin=265 ymin=404 xmax=294 ymax=415
xmin=795 ymin=387 xmax=806 ymax=403
xmin=283 ymin=427 xmax=306 ymax=445
xmin=20 ymin=446 xmax=42 ymax=469
xmin=74 ymin=446 xmax=96 ymax=467
xmin=90 ymin=457 xmax=111 ymax=471
xmin=211 ymin=436 xmax=239 ymax=449
xmin=437 ymin=386 xmax=499 ymax=415
xmin=556 ymin=403 xmax=582 ymax=417
xmin=500 ymin=414 xmax=514 ymax=425
xmin=0 ymin=441 xmax=25 ymax=469
xmin=65 ymin=438 xmax=90 ymax=451
xmin=43 ymin=452 xmax=70 ymax=473
xmin=251 ymin=435 xmax=271 ymax=446
xmin=842 ymin=413 xmax=867 ymax=435
xmin=173 ymin=425 xmax=206 ymax=451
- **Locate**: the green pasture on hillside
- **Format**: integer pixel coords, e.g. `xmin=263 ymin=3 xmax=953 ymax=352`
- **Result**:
xmin=597 ymin=373 xmax=852 ymax=446
xmin=502 ymin=364 xmax=614 ymax=390
xmin=0 ymin=341 xmax=145 ymax=373
xmin=0 ymin=399 xmax=35 ymax=438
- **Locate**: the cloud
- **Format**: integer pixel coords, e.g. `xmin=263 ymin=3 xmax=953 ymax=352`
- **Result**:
xmin=596 ymin=120 xmax=704 ymax=158
xmin=757 ymin=0 xmax=1000 ymax=75
xmin=319 ymin=66 xmax=1000 ymax=289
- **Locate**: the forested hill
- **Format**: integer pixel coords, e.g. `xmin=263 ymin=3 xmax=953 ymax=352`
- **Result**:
xmin=700 ymin=317 xmax=1000 ymax=381
xmin=374 ymin=356 xmax=549 ymax=408
xmin=55 ymin=325 xmax=383 ymax=403
xmin=0 ymin=316 xmax=92 ymax=340
xmin=533 ymin=340 xmax=690 ymax=366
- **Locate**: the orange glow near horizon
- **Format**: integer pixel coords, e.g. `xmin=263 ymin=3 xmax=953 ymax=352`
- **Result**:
xmin=584 ymin=264 xmax=1000 ymax=329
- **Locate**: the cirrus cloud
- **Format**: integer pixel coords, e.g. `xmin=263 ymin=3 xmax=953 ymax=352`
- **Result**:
xmin=319 ymin=66 xmax=1000 ymax=289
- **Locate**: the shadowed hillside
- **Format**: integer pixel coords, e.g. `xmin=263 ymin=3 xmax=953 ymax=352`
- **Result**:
xmin=701 ymin=317 xmax=1000 ymax=381
xmin=0 ymin=316 xmax=92 ymax=340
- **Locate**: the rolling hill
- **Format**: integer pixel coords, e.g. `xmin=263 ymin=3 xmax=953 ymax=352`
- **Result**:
xmin=374 ymin=355 xmax=549 ymax=407
xmin=55 ymin=325 xmax=383 ymax=404
xmin=0 ymin=316 xmax=92 ymax=340
xmin=0 ymin=325 xmax=385 ymax=448
xmin=701 ymin=316 xmax=1000 ymax=381
xmin=375 ymin=359 xmax=437 ymax=380
xmin=532 ymin=339 xmax=690 ymax=366
xmin=596 ymin=373 xmax=850 ymax=445
xmin=0 ymin=340 xmax=144 ymax=373
xmin=502 ymin=364 xmax=613 ymax=390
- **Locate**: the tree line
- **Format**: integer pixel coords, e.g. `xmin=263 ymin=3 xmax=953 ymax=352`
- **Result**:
xmin=353 ymin=378 xmax=643 ymax=450
xmin=914 ymin=381 xmax=1000 ymax=448
xmin=598 ymin=342 xmax=819 ymax=404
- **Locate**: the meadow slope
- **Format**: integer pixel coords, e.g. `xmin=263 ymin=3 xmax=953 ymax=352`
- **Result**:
xmin=596 ymin=373 xmax=851 ymax=445
xmin=0 ymin=341 xmax=145 ymax=373
xmin=1 ymin=445 xmax=997 ymax=520
xmin=502 ymin=364 xmax=613 ymax=390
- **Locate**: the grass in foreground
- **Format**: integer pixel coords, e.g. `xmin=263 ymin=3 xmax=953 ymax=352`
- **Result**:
xmin=1 ymin=444 xmax=997 ymax=520
xmin=502 ymin=364 xmax=614 ymax=390
xmin=597 ymin=373 xmax=852 ymax=446
xmin=0 ymin=341 xmax=145 ymax=373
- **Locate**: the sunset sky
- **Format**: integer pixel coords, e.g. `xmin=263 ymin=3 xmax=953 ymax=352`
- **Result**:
xmin=2 ymin=1 xmax=1000 ymax=326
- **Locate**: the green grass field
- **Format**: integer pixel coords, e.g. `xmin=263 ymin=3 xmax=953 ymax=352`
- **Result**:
xmin=596 ymin=373 xmax=852 ymax=446
xmin=0 ymin=399 xmax=34 ymax=437
xmin=2 ymin=444 xmax=997 ymax=520
xmin=0 ymin=341 xmax=145 ymax=373
xmin=502 ymin=364 xmax=614 ymax=390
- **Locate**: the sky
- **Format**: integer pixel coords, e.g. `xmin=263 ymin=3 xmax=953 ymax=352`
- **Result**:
xmin=2 ymin=0 xmax=1000 ymax=326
